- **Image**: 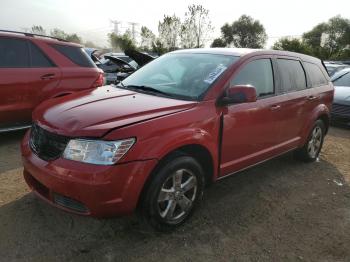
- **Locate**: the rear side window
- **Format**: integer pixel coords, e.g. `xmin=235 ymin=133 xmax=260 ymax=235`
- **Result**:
xmin=0 ymin=37 xmax=29 ymax=68
xmin=304 ymin=62 xmax=328 ymax=86
xmin=231 ymin=59 xmax=274 ymax=97
xmin=51 ymin=44 xmax=95 ymax=67
xmin=277 ymin=59 xmax=306 ymax=92
xmin=29 ymin=42 xmax=55 ymax=67
xmin=333 ymin=72 xmax=350 ymax=87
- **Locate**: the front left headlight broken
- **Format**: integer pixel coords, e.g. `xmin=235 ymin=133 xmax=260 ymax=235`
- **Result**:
xmin=63 ymin=138 xmax=135 ymax=165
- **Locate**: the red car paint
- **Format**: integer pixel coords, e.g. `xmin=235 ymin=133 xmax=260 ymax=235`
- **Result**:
xmin=0 ymin=32 xmax=103 ymax=129
xmin=21 ymin=48 xmax=334 ymax=217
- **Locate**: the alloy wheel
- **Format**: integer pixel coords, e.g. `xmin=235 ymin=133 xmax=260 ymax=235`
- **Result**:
xmin=157 ymin=169 xmax=198 ymax=222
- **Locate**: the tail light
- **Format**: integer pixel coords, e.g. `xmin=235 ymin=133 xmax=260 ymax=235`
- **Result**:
xmin=92 ymin=71 xmax=104 ymax=88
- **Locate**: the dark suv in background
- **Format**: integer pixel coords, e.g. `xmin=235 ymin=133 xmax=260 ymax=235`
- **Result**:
xmin=0 ymin=30 xmax=104 ymax=132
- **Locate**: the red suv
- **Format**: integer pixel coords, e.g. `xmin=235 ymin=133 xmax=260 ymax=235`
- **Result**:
xmin=21 ymin=48 xmax=334 ymax=231
xmin=0 ymin=30 xmax=104 ymax=132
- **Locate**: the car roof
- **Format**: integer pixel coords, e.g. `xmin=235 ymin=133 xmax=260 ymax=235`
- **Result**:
xmin=0 ymin=31 xmax=81 ymax=47
xmin=171 ymin=48 xmax=321 ymax=63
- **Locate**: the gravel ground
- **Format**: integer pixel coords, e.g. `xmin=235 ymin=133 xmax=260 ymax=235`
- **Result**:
xmin=0 ymin=126 xmax=349 ymax=262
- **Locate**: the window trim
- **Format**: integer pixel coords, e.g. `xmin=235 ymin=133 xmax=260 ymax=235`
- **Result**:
xmin=28 ymin=40 xmax=56 ymax=68
xmin=229 ymin=57 xmax=276 ymax=100
xmin=275 ymin=56 xmax=308 ymax=95
xmin=0 ymin=36 xmax=30 ymax=68
xmin=302 ymin=61 xmax=329 ymax=88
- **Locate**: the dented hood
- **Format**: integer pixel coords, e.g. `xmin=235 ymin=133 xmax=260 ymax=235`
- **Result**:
xmin=34 ymin=86 xmax=197 ymax=137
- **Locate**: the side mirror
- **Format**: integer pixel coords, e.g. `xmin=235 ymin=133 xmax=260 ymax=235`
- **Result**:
xmin=219 ymin=85 xmax=257 ymax=105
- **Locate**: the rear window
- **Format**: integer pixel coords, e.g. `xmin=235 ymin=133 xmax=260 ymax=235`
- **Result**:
xmin=0 ymin=37 xmax=29 ymax=68
xmin=333 ymin=72 xmax=350 ymax=87
xmin=29 ymin=42 xmax=55 ymax=67
xmin=51 ymin=44 xmax=95 ymax=67
xmin=277 ymin=59 xmax=306 ymax=92
xmin=304 ymin=62 xmax=328 ymax=86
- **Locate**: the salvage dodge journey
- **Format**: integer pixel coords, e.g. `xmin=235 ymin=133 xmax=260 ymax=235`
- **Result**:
xmin=21 ymin=48 xmax=334 ymax=230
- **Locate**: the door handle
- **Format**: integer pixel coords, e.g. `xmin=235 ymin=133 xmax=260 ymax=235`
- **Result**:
xmin=270 ymin=105 xmax=281 ymax=111
xmin=40 ymin=73 xmax=55 ymax=80
xmin=307 ymin=95 xmax=318 ymax=101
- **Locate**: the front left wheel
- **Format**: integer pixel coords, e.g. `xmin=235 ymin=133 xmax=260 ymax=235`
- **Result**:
xmin=139 ymin=154 xmax=205 ymax=231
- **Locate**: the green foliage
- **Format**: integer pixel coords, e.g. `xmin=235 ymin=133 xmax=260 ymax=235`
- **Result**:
xmin=151 ymin=39 xmax=168 ymax=55
xmin=221 ymin=15 xmax=267 ymax=48
xmin=30 ymin=25 xmax=46 ymax=35
xmin=181 ymin=4 xmax=213 ymax=48
xmin=272 ymin=38 xmax=312 ymax=55
xmin=211 ymin=38 xmax=226 ymax=47
xmin=109 ymin=32 xmax=136 ymax=52
xmin=302 ymin=16 xmax=350 ymax=60
xmin=158 ymin=14 xmax=182 ymax=51
xmin=140 ymin=26 xmax=156 ymax=51
xmin=50 ymin=28 xmax=82 ymax=43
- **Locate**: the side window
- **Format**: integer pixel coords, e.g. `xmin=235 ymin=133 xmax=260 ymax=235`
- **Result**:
xmin=303 ymin=62 xmax=328 ymax=87
xmin=29 ymin=42 xmax=55 ymax=67
xmin=51 ymin=44 xmax=95 ymax=68
xmin=231 ymin=59 xmax=274 ymax=97
xmin=333 ymin=72 xmax=350 ymax=87
xmin=0 ymin=37 xmax=29 ymax=68
xmin=277 ymin=59 xmax=306 ymax=92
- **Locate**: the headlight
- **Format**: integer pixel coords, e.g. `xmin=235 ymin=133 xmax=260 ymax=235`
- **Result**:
xmin=63 ymin=138 xmax=135 ymax=165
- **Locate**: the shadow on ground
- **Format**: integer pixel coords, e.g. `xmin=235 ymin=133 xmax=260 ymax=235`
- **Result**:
xmin=0 ymin=130 xmax=27 ymax=173
xmin=1 ymin=153 xmax=350 ymax=262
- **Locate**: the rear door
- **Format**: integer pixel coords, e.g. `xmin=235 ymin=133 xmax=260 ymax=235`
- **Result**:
xmin=273 ymin=57 xmax=309 ymax=148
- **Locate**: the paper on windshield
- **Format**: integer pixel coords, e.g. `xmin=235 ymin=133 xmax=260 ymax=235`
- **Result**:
xmin=204 ymin=64 xmax=227 ymax=84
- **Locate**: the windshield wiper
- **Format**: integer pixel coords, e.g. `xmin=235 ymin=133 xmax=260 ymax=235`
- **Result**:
xmin=123 ymin=84 xmax=171 ymax=96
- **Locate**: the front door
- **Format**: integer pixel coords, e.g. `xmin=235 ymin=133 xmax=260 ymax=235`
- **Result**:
xmin=220 ymin=57 xmax=282 ymax=176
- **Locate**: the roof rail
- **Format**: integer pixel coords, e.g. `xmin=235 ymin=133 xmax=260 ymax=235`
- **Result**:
xmin=0 ymin=29 xmax=68 ymax=42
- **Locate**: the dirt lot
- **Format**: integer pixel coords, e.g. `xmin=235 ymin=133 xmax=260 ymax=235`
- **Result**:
xmin=0 ymin=126 xmax=350 ymax=262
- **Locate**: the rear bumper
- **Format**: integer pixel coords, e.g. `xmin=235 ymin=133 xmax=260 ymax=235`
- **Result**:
xmin=21 ymin=131 xmax=158 ymax=217
xmin=331 ymin=103 xmax=350 ymax=125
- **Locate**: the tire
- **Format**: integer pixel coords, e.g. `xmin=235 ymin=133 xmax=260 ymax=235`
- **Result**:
xmin=294 ymin=119 xmax=325 ymax=162
xmin=139 ymin=154 xmax=205 ymax=231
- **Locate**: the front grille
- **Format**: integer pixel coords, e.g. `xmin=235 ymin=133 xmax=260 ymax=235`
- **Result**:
xmin=30 ymin=124 xmax=70 ymax=161
xmin=331 ymin=103 xmax=350 ymax=118
xmin=53 ymin=193 xmax=89 ymax=214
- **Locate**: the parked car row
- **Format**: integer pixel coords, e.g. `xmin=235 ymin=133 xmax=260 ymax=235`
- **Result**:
xmin=0 ymin=29 xmax=346 ymax=231
xmin=85 ymin=48 xmax=156 ymax=84
xmin=330 ymin=67 xmax=350 ymax=126
xmin=324 ymin=61 xmax=349 ymax=76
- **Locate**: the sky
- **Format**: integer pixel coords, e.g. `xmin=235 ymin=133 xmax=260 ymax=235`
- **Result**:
xmin=1 ymin=0 xmax=349 ymax=48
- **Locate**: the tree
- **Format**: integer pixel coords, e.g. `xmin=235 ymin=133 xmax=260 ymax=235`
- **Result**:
xmin=181 ymin=4 xmax=213 ymax=48
xmin=303 ymin=16 xmax=350 ymax=59
xmin=211 ymin=38 xmax=226 ymax=47
xmin=140 ymin=26 xmax=156 ymax=51
xmin=109 ymin=32 xmax=136 ymax=52
xmin=151 ymin=38 xmax=168 ymax=55
xmin=158 ymin=15 xmax=181 ymax=51
xmin=272 ymin=37 xmax=312 ymax=55
xmin=221 ymin=15 xmax=267 ymax=48
xmin=50 ymin=28 xmax=82 ymax=43
xmin=30 ymin=25 xmax=46 ymax=35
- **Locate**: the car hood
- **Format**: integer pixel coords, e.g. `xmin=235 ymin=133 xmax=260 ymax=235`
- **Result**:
xmin=334 ymin=86 xmax=350 ymax=106
xmin=34 ymin=86 xmax=197 ymax=137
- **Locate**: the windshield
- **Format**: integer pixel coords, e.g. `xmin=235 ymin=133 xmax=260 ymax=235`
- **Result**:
xmin=333 ymin=71 xmax=350 ymax=87
xmin=120 ymin=53 xmax=239 ymax=100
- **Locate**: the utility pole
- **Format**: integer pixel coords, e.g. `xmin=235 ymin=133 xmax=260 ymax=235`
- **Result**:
xmin=128 ymin=22 xmax=139 ymax=42
xmin=111 ymin=20 xmax=121 ymax=35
